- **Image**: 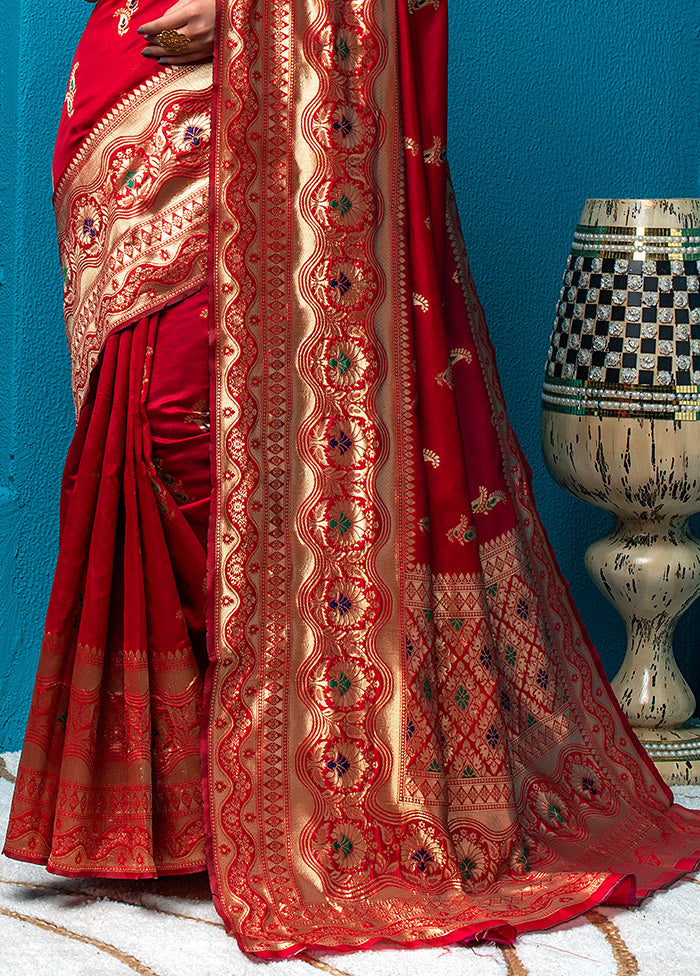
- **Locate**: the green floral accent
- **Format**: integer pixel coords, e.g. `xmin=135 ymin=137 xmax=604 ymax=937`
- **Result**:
xmin=334 ymin=37 xmax=351 ymax=62
xmin=329 ymin=512 xmax=352 ymax=536
xmin=329 ymin=352 xmax=351 ymax=374
xmin=505 ymin=644 xmax=516 ymax=666
xmin=461 ymin=766 xmax=476 ymax=779
xmin=123 ymin=169 xmax=138 ymax=189
xmin=459 ymin=856 xmax=477 ymax=880
xmin=57 ymin=710 xmax=68 ymax=732
xmin=527 ymin=713 xmax=537 ymax=727
xmin=449 ymin=617 xmax=465 ymax=631
xmin=332 ymin=833 xmax=353 ymax=858
xmin=428 ymin=758 xmax=441 ymax=772
xmin=423 ymin=608 xmax=433 ymax=623
xmin=548 ymin=804 xmax=564 ymax=824
xmin=455 ymin=686 xmax=470 ymax=710
xmin=62 ymin=267 xmax=70 ymax=286
xmin=329 ymin=671 xmax=351 ymax=697
xmin=517 ymin=846 xmax=531 ymax=872
xmin=486 ymin=583 xmax=497 ymax=597
xmin=330 ymin=192 xmax=352 ymax=216
xmin=422 ymin=677 xmax=432 ymax=702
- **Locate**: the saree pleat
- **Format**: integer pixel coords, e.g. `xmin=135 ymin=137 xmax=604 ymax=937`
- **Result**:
xmin=4 ymin=293 xmax=210 ymax=876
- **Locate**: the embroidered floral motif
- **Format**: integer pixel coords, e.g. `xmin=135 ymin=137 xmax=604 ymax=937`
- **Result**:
xmin=435 ymin=347 xmax=473 ymax=387
xmin=56 ymin=72 xmax=212 ymax=413
xmin=408 ymin=0 xmax=441 ymax=11
xmin=413 ymin=292 xmax=429 ymax=312
xmin=400 ymin=823 xmax=447 ymax=881
xmin=64 ymin=62 xmax=79 ymax=118
xmin=471 ymin=485 xmax=507 ymax=515
xmin=114 ymin=0 xmax=139 ymax=36
xmin=422 ymin=449 xmax=440 ymax=469
xmin=446 ymin=514 xmax=476 ymax=544
xmin=423 ymin=135 xmax=447 ymax=165
xmin=404 ymin=137 xmax=420 ymax=156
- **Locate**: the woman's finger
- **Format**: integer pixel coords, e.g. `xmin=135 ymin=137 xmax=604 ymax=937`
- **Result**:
xmin=142 ymin=41 xmax=207 ymax=61
xmin=154 ymin=52 xmax=212 ymax=65
xmin=138 ymin=12 xmax=189 ymax=38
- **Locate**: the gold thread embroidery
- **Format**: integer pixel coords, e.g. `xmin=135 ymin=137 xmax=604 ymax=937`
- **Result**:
xmin=55 ymin=65 xmax=212 ymax=416
xmin=446 ymin=514 xmax=476 ymax=545
xmin=413 ymin=292 xmax=429 ymax=312
xmin=436 ymin=347 xmax=473 ymax=387
xmin=64 ymin=62 xmax=79 ymax=117
xmin=471 ymin=485 xmax=507 ymax=515
xmin=423 ymin=135 xmax=447 ymax=165
xmin=408 ymin=0 xmax=441 ymax=11
xmin=404 ymin=136 xmax=420 ymax=156
xmin=422 ymin=448 xmax=440 ymax=469
xmin=114 ymin=0 xmax=140 ymax=35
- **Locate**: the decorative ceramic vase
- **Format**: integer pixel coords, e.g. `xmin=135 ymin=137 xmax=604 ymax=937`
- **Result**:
xmin=541 ymin=198 xmax=700 ymax=785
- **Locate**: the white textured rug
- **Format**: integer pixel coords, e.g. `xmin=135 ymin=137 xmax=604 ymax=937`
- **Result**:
xmin=0 ymin=752 xmax=698 ymax=976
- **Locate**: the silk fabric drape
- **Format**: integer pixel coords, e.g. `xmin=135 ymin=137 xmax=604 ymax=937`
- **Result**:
xmin=4 ymin=0 xmax=700 ymax=957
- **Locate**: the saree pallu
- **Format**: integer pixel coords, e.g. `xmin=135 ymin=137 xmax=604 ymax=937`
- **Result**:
xmin=5 ymin=0 xmax=700 ymax=956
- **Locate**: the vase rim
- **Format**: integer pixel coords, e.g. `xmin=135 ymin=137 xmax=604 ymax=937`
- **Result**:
xmin=579 ymin=199 xmax=700 ymax=229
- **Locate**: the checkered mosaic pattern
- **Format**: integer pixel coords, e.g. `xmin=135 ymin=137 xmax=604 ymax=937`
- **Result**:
xmin=545 ymin=256 xmax=700 ymax=387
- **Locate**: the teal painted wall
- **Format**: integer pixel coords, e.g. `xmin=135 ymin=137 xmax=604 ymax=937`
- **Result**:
xmin=0 ymin=0 xmax=698 ymax=748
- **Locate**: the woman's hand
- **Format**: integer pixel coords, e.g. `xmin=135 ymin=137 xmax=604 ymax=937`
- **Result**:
xmin=138 ymin=0 xmax=215 ymax=65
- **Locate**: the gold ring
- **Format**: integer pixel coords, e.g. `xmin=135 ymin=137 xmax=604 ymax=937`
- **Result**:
xmin=155 ymin=30 xmax=191 ymax=54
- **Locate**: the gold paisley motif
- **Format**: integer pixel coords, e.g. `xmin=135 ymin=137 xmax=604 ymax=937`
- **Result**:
xmin=64 ymin=62 xmax=79 ymax=117
xmin=114 ymin=0 xmax=140 ymax=36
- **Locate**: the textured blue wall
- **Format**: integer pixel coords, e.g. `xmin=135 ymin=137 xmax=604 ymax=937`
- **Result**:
xmin=1 ymin=0 xmax=698 ymax=748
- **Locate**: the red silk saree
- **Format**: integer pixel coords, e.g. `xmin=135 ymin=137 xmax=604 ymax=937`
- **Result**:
xmin=5 ymin=0 xmax=700 ymax=958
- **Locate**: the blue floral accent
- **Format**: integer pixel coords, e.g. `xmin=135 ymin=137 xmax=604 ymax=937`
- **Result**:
xmin=500 ymin=690 xmax=511 ymax=712
xmin=332 ymin=115 xmax=353 ymax=139
xmin=406 ymin=717 xmax=415 ymax=740
xmin=536 ymin=668 xmax=549 ymax=690
xmin=516 ymin=598 xmax=529 ymax=619
xmin=329 ymin=271 xmax=352 ymax=295
xmin=582 ymin=776 xmax=598 ymax=797
xmin=327 ymin=752 xmax=350 ymax=777
xmin=329 ymin=593 xmax=352 ymax=616
xmin=82 ymin=218 xmax=98 ymax=239
xmin=183 ymin=124 xmax=205 ymax=148
xmin=480 ymin=646 xmax=492 ymax=669
xmin=329 ymin=430 xmax=352 ymax=455
xmin=486 ymin=724 xmax=499 ymax=748
xmin=410 ymin=847 xmax=433 ymax=872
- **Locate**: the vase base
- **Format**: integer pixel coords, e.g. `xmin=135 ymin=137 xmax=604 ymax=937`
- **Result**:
xmin=634 ymin=720 xmax=700 ymax=785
